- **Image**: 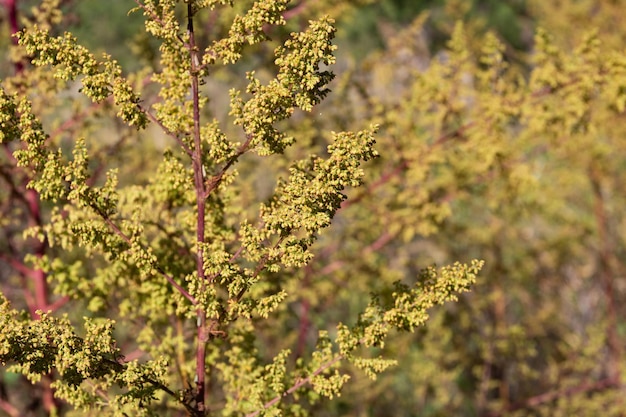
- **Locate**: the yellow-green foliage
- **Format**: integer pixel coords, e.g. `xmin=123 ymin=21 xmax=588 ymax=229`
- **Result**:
xmin=0 ymin=1 xmax=480 ymax=416
xmin=3 ymin=0 xmax=626 ymax=416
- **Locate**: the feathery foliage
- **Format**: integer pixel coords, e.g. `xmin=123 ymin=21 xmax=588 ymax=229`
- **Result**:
xmin=0 ymin=1 xmax=481 ymax=415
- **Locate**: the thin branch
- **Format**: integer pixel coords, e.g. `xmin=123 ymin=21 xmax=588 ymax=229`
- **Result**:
xmin=486 ymin=378 xmax=619 ymax=417
xmin=246 ymin=353 xmax=345 ymax=417
xmin=145 ymin=218 xmax=193 ymax=259
xmin=48 ymin=100 xmax=106 ymax=141
xmin=46 ymin=295 xmax=70 ymax=312
xmin=203 ymin=133 xmax=254 ymax=199
xmin=0 ymin=252 xmax=33 ymax=277
xmin=232 ymin=236 xmax=285 ymax=304
xmin=142 ymin=105 xmax=194 ymax=157
xmin=283 ymin=1 xmax=308 ymax=21
xmin=4 ymin=0 xmax=23 ymax=74
xmin=207 ymin=242 xmax=244 ymax=283
xmin=0 ymin=397 xmax=20 ymax=417
xmin=94 ymin=207 xmax=197 ymax=305
xmin=101 ymin=358 xmax=199 ymax=416
xmin=295 ymin=292 xmax=310 ymax=359
xmin=589 ymin=164 xmax=621 ymax=383
xmin=0 ymin=155 xmax=35 ymax=218
xmin=317 ymin=231 xmax=394 ymax=277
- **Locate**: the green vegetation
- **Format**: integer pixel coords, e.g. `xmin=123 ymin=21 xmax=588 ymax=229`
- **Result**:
xmin=1 ymin=1 xmax=626 ymax=416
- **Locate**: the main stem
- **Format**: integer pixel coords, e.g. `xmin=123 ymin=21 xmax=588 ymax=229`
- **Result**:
xmin=188 ymin=5 xmax=208 ymax=415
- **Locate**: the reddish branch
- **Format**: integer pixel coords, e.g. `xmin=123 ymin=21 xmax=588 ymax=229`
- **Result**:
xmin=0 ymin=396 xmax=20 ymax=417
xmin=589 ymin=164 xmax=621 ymax=384
xmin=3 ymin=0 xmax=23 ymax=73
xmin=487 ymin=378 xmax=618 ymax=417
xmin=94 ymin=209 xmax=197 ymax=304
xmin=246 ymin=353 xmax=345 ymax=417
xmin=295 ymin=297 xmax=311 ymax=358
xmin=283 ymin=1 xmax=308 ymax=21
xmin=186 ymin=4 xmax=209 ymax=415
xmin=143 ymin=107 xmax=194 ymax=157
xmin=0 ymin=0 xmax=63 ymax=414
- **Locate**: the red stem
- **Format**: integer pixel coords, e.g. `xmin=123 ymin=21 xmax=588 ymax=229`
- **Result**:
xmin=187 ymin=4 xmax=208 ymax=415
xmin=295 ymin=298 xmax=310 ymax=359
xmin=589 ymin=164 xmax=621 ymax=384
xmin=487 ymin=378 xmax=618 ymax=417
xmin=2 ymin=0 xmax=60 ymax=413
xmin=0 ymin=397 xmax=20 ymax=417
xmin=5 ymin=0 xmax=23 ymax=74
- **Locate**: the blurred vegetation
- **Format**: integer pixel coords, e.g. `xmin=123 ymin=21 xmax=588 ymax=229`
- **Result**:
xmin=8 ymin=1 xmax=534 ymax=67
xmin=2 ymin=0 xmax=626 ymax=416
